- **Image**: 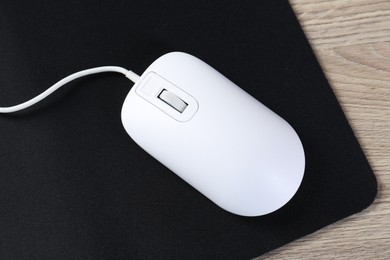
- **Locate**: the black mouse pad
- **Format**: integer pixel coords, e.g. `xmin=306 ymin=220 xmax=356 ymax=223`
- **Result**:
xmin=0 ymin=1 xmax=377 ymax=259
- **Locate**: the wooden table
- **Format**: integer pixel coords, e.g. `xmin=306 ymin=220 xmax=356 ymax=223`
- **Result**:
xmin=259 ymin=1 xmax=390 ymax=259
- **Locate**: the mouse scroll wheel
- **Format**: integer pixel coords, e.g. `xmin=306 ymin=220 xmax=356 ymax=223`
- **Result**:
xmin=158 ymin=89 xmax=188 ymax=113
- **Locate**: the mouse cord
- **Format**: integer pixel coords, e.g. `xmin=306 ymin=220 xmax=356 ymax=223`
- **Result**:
xmin=0 ymin=66 xmax=140 ymax=113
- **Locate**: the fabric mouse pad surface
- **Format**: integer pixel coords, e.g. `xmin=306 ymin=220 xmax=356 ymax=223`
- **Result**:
xmin=0 ymin=0 xmax=377 ymax=259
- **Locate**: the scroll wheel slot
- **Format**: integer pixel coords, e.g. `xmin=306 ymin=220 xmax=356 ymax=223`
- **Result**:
xmin=158 ymin=89 xmax=188 ymax=113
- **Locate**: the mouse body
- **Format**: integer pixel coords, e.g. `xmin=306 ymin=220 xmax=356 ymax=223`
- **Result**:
xmin=121 ymin=52 xmax=305 ymax=216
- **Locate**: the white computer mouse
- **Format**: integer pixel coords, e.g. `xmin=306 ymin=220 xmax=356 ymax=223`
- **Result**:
xmin=121 ymin=52 xmax=305 ymax=217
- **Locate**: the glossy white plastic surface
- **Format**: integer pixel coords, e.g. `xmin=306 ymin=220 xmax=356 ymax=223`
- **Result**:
xmin=121 ymin=52 xmax=305 ymax=216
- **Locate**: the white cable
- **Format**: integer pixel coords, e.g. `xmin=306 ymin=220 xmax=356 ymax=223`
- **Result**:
xmin=0 ymin=66 xmax=140 ymax=113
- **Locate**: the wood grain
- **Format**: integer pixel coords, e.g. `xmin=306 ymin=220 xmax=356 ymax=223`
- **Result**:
xmin=258 ymin=0 xmax=390 ymax=259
